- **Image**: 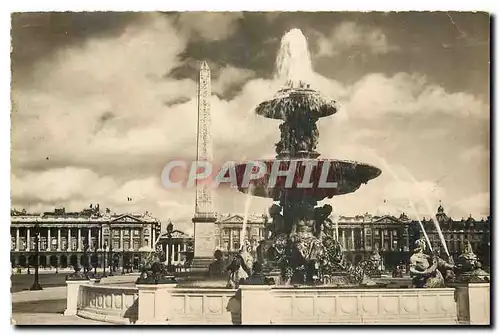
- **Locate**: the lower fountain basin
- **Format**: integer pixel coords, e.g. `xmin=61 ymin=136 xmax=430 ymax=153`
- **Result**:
xmin=233 ymin=158 xmax=381 ymax=201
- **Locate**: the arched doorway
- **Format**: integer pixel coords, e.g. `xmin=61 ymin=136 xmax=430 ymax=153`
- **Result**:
xmin=133 ymin=254 xmax=140 ymax=270
xmin=60 ymin=255 xmax=68 ymax=268
xmin=40 ymin=255 xmax=47 ymax=268
xmin=50 ymin=255 xmax=58 ymax=267
xmin=19 ymin=255 xmax=27 ymax=267
xmin=91 ymin=254 xmax=98 ymax=268
xmin=70 ymin=254 xmax=78 ymax=267
xmin=80 ymin=255 xmax=87 ymax=269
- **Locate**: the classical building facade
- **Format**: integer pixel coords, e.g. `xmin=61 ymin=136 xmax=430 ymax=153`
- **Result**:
xmin=209 ymin=204 xmax=491 ymax=270
xmin=335 ymin=213 xmax=411 ymax=268
xmin=10 ymin=206 xmax=161 ymax=270
xmin=212 ymin=212 xmax=411 ymax=268
xmin=214 ymin=213 xmax=268 ymax=260
xmin=410 ymin=204 xmax=491 ymax=267
xmin=156 ymin=223 xmax=194 ymax=267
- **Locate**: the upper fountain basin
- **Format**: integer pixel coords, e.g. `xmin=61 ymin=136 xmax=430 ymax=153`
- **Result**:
xmin=255 ymin=86 xmax=339 ymax=120
xmin=233 ymin=158 xmax=381 ymax=202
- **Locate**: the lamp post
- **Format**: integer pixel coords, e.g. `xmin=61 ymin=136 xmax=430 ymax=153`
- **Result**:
xmin=93 ymin=242 xmax=98 ymax=276
xmin=121 ymin=248 xmax=126 ymax=275
xmin=30 ymin=219 xmax=43 ymax=291
xmin=83 ymin=237 xmax=89 ymax=274
xmin=108 ymin=242 xmax=113 ymax=276
xmin=102 ymin=242 xmax=107 ymax=277
xmin=166 ymin=221 xmax=174 ymax=273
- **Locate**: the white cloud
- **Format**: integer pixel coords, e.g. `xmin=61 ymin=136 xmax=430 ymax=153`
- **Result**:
xmin=176 ymin=12 xmax=243 ymax=41
xmin=450 ymin=192 xmax=490 ymax=218
xmin=316 ymin=21 xmax=397 ymax=57
xmin=212 ymin=66 xmax=255 ymax=95
xmin=343 ymin=73 xmax=489 ymax=119
xmin=459 ymin=145 xmax=490 ymax=162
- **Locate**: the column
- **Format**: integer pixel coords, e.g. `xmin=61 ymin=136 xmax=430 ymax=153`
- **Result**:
xmin=47 ymin=227 xmax=52 ymax=251
xmin=98 ymin=228 xmax=101 ymax=250
xmin=152 ymin=226 xmax=156 ymax=245
xmin=15 ymin=228 xmax=19 ymax=251
xmin=129 ymin=228 xmax=133 ymax=251
xmin=67 ymin=228 xmax=71 ymax=251
xmin=351 ymin=229 xmax=355 ymax=251
xmin=229 ymin=229 xmax=233 ymax=252
xmin=26 ymin=228 xmax=31 ymax=251
xmin=177 ymin=244 xmax=181 ymax=262
xmin=120 ymin=229 xmax=124 ymax=251
xmin=389 ymin=230 xmax=394 ymax=251
xmin=77 ymin=228 xmax=82 ymax=251
xmin=165 ymin=243 xmax=169 ymax=262
xmin=88 ymin=229 xmax=92 ymax=248
xmin=57 ymin=228 xmax=61 ymax=251
xmin=381 ymin=229 xmax=385 ymax=250
xmin=183 ymin=243 xmax=187 ymax=252
xmin=150 ymin=226 xmax=153 ymax=249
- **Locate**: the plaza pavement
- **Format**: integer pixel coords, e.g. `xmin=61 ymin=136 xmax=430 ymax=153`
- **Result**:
xmin=11 ymin=275 xmax=139 ymax=326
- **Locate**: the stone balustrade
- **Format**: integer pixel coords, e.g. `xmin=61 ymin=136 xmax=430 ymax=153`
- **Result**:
xmin=77 ymin=284 xmax=139 ymax=324
xmin=72 ymin=282 xmax=489 ymax=325
xmin=242 ymin=286 xmax=458 ymax=325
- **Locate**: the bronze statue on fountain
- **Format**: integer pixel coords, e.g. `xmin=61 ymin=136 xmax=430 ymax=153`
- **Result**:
xmin=136 ymin=244 xmax=176 ymax=285
xmin=454 ymin=241 xmax=490 ymax=283
xmin=409 ymin=239 xmax=456 ymax=288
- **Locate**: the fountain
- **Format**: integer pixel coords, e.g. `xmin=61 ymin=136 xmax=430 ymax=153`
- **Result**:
xmin=232 ymin=29 xmax=381 ymax=285
xmin=67 ymin=29 xmax=489 ymax=326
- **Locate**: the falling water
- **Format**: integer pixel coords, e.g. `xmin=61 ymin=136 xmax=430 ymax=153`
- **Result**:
xmin=400 ymin=168 xmax=450 ymax=256
xmin=360 ymin=148 xmax=433 ymax=252
xmin=240 ymin=183 xmax=255 ymax=247
xmin=274 ymin=28 xmax=314 ymax=87
xmin=329 ymin=204 xmax=341 ymax=244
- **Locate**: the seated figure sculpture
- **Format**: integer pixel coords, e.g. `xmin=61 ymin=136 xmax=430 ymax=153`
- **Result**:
xmin=455 ymin=241 xmax=490 ymax=282
xmin=289 ymin=204 xmax=324 ymax=284
xmin=256 ymin=204 xmax=287 ymax=270
xmin=409 ymin=239 xmax=455 ymax=288
xmin=226 ymin=241 xmax=254 ymax=289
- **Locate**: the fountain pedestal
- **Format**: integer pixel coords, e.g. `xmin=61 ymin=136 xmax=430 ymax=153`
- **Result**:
xmin=191 ymin=216 xmax=217 ymax=271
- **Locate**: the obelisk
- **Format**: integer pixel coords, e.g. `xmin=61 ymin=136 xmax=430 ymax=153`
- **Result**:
xmin=191 ymin=61 xmax=217 ymax=269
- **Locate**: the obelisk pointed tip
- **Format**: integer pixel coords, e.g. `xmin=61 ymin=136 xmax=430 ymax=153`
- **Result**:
xmin=200 ymin=61 xmax=209 ymax=70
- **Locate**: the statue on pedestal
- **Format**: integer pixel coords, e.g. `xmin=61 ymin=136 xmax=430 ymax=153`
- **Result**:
xmin=455 ymin=241 xmax=490 ymax=282
xmin=409 ymin=239 xmax=455 ymax=288
xmin=226 ymin=241 xmax=254 ymax=288
xmin=368 ymin=245 xmax=382 ymax=277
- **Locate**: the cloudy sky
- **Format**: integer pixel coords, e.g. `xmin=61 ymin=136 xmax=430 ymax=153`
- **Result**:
xmin=11 ymin=12 xmax=490 ymax=233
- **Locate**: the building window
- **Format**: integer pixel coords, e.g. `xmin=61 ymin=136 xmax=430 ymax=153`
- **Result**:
xmin=259 ymin=228 xmax=266 ymax=240
xmin=133 ymin=239 xmax=140 ymax=250
xmin=374 ymin=230 xmax=379 ymax=236
xmin=113 ymin=240 xmax=119 ymax=250
xmin=113 ymin=230 xmax=120 ymax=237
xmin=223 ymin=228 xmax=230 ymax=237
xmin=231 ymin=229 xmax=240 ymax=251
xmin=134 ymin=229 xmax=140 ymax=236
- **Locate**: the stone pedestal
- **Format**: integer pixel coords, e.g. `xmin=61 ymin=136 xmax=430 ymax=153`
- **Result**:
xmin=192 ymin=217 xmax=217 ymax=270
xmin=136 ymin=284 xmax=177 ymax=324
xmin=64 ymin=279 xmax=90 ymax=316
xmin=454 ymin=282 xmax=490 ymax=325
xmin=239 ymin=285 xmax=273 ymax=325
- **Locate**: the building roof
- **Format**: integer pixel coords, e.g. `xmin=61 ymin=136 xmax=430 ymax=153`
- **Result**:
xmin=11 ymin=207 xmax=160 ymax=224
xmin=158 ymin=229 xmax=192 ymax=239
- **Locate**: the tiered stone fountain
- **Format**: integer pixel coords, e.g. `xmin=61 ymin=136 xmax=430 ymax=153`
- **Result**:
xmin=234 ymin=29 xmax=381 ymax=285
